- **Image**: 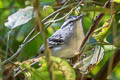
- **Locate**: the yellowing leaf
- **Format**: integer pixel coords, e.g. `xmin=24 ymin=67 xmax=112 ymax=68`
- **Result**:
xmin=93 ymin=19 xmax=112 ymax=42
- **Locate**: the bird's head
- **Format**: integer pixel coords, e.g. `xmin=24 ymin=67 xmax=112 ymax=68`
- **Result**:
xmin=66 ymin=14 xmax=83 ymax=21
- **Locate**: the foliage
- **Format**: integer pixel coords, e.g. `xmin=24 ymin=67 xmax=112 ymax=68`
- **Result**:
xmin=92 ymin=18 xmax=112 ymax=42
xmin=0 ymin=0 xmax=120 ymax=80
xmin=17 ymin=56 xmax=75 ymax=80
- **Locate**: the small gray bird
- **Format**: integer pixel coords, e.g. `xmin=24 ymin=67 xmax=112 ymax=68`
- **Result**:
xmin=38 ymin=14 xmax=84 ymax=58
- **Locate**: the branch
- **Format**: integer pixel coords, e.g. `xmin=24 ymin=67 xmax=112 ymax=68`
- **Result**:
xmin=41 ymin=2 xmax=77 ymax=23
xmin=2 ymin=1 xmax=75 ymax=65
xmin=33 ymin=0 xmax=54 ymax=80
xmin=72 ymin=0 xmax=112 ymax=79
xmin=77 ymin=0 xmax=112 ymax=56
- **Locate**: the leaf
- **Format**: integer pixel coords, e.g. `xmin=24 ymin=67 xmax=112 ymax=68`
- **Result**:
xmin=90 ymin=46 xmax=104 ymax=64
xmin=4 ymin=6 xmax=34 ymax=29
xmin=17 ymin=32 xmax=41 ymax=61
xmin=73 ymin=45 xmax=104 ymax=74
xmin=0 ymin=0 xmax=3 ymax=8
xmin=40 ymin=6 xmax=54 ymax=18
xmin=92 ymin=18 xmax=112 ymax=42
xmin=113 ymin=0 xmax=120 ymax=3
xmin=17 ymin=56 xmax=76 ymax=80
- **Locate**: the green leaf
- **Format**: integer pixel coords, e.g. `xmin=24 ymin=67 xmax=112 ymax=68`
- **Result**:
xmin=0 ymin=0 xmax=3 ymax=8
xmin=92 ymin=18 xmax=112 ymax=42
xmin=18 ymin=56 xmax=76 ymax=80
xmin=17 ymin=34 xmax=41 ymax=61
xmin=40 ymin=6 xmax=54 ymax=18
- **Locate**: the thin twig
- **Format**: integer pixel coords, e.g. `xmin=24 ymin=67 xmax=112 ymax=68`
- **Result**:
xmin=2 ymin=31 xmax=41 ymax=65
xmin=44 ymin=8 xmax=74 ymax=25
xmin=2 ymin=44 xmax=25 ymax=65
xmin=23 ymin=27 xmax=36 ymax=43
xmin=77 ymin=0 xmax=112 ymax=57
xmin=45 ymin=0 xmax=78 ymax=25
xmin=41 ymin=2 xmax=77 ymax=23
xmin=25 ymin=32 xmax=40 ymax=45
xmin=78 ymin=13 xmax=104 ymax=56
xmin=107 ymin=3 xmax=115 ymax=78
xmin=14 ymin=1 xmax=72 ymax=77
xmin=2 ymin=1 xmax=79 ymax=65
xmin=33 ymin=0 xmax=54 ymax=80
xmin=45 ymin=0 xmax=83 ymax=25
xmin=5 ymin=30 xmax=12 ymax=59
xmin=45 ymin=13 xmax=60 ymax=27
xmin=44 ymin=0 xmax=70 ymax=27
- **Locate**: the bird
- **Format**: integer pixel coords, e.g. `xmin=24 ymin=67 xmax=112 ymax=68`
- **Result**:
xmin=38 ymin=14 xmax=85 ymax=58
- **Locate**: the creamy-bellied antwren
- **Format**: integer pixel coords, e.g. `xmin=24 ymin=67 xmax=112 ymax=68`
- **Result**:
xmin=37 ymin=14 xmax=85 ymax=58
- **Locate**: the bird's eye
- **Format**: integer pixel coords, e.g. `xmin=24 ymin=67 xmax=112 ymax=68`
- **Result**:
xmin=41 ymin=50 xmax=44 ymax=53
xmin=6 ymin=19 xmax=8 ymax=22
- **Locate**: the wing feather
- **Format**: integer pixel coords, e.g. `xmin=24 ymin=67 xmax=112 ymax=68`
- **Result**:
xmin=48 ymin=22 xmax=75 ymax=48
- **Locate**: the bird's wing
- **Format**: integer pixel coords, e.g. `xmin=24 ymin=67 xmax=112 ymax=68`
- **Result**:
xmin=48 ymin=22 xmax=75 ymax=48
xmin=40 ymin=21 xmax=75 ymax=53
